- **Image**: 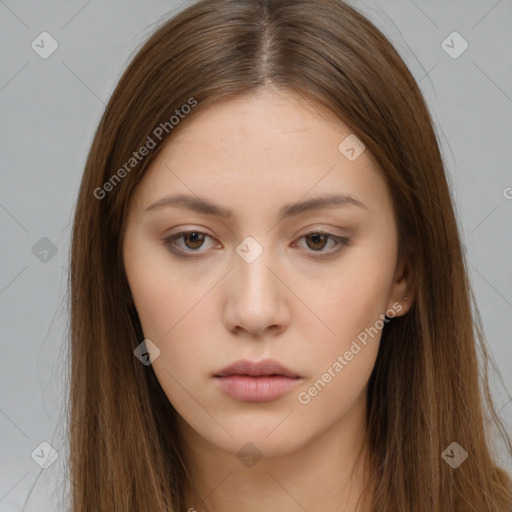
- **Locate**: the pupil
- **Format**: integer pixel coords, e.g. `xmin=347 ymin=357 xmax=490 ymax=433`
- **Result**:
xmin=185 ymin=232 xmax=204 ymax=249
xmin=307 ymin=233 xmax=327 ymax=250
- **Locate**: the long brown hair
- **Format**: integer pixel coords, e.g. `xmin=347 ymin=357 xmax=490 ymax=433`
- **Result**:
xmin=69 ymin=0 xmax=512 ymax=510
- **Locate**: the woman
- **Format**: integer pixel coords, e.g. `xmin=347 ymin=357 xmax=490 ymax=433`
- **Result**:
xmin=69 ymin=0 xmax=512 ymax=510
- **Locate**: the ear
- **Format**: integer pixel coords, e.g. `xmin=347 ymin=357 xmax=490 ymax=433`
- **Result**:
xmin=387 ymin=245 xmax=415 ymax=317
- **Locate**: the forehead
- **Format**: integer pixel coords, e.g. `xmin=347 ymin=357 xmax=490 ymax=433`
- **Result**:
xmin=130 ymin=89 xmax=391 ymax=220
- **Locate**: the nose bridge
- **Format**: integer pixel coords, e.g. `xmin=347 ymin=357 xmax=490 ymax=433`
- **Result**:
xmin=225 ymin=235 xmax=287 ymax=334
xmin=235 ymin=236 xmax=277 ymax=305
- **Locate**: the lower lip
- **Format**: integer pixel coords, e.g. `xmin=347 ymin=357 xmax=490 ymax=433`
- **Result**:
xmin=213 ymin=375 xmax=302 ymax=402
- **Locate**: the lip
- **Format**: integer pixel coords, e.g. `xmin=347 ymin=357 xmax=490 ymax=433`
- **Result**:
xmin=213 ymin=359 xmax=302 ymax=403
xmin=214 ymin=358 xmax=301 ymax=378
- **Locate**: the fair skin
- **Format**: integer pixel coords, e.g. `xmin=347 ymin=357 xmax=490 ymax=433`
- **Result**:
xmin=122 ymin=87 xmax=414 ymax=512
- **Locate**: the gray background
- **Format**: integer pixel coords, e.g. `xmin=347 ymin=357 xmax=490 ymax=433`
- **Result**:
xmin=1 ymin=0 xmax=511 ymax=510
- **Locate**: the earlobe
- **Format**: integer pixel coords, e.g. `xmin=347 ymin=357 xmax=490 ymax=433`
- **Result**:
xmin=399 ymin=295 xmax=411 ymax=315
xmin=386 ymin=295 xmax=412 ymax=319
xmin=388 ymin=251 xmax=416 ymax=316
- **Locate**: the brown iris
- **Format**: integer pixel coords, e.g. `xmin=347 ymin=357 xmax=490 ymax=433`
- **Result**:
xmin=304 ymin=233 xmax=329 ymax=251
xmin=183 ymin=232 xmax=205 ymax=249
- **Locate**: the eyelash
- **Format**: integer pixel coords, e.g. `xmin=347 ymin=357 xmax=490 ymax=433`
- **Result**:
xmin=162 ymin=229 xmax=350 ymax=260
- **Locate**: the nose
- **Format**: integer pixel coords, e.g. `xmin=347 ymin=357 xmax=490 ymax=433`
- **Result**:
xmin=222 ymin=245 xmax=290 ymax=338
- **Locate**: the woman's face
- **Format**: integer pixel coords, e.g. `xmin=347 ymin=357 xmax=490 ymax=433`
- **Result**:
xmin=122 ymin=87 xmax=412 ymax=459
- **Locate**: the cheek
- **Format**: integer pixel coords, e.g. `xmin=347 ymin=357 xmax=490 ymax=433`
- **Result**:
xmin=125 ymin=268 xmax=175 ymax=341
xmin=123 ymin=230 xmax=200 ymax=338
xmin=296 ymin=341 xmax=378 ymax=435
xmin=127 ymin=270 xmax=217 ymax=374
xmin=308 ymin=256 xmax=393 ymax=342
xmin=299 ymin=296 xmax=382 ymax=402
xmin=125 ymin=255 xmax=219 ymax=412
xmin=294 ymin=269 xmax=387 ymax=418
xmin=123 ymin=237 xmax=221 ymax=380
xmin=295 ymin=247 xmax=394 ymax=395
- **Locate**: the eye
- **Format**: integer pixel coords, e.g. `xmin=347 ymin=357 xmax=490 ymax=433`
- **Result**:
xmin=293 ymin=230 xmax=350 ymax=259
xmin=163 ymin=229 xmax=350 ymax=259
xmin=163 ymin=231 xmax=220 ymax=257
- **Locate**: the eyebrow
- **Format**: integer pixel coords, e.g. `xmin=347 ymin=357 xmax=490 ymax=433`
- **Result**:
xmin=144 ymin=192 xmax=368 ymax=218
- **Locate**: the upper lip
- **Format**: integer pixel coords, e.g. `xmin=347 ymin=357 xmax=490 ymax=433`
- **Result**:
xmin=214 ymin=359 xmax=301 ymax=378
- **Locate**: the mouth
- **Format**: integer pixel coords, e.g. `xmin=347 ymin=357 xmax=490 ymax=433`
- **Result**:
xmin=213 ymin=358 xmax=301 ymax=379
xmin=213 ymin=359 xmax=302 ymax=402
